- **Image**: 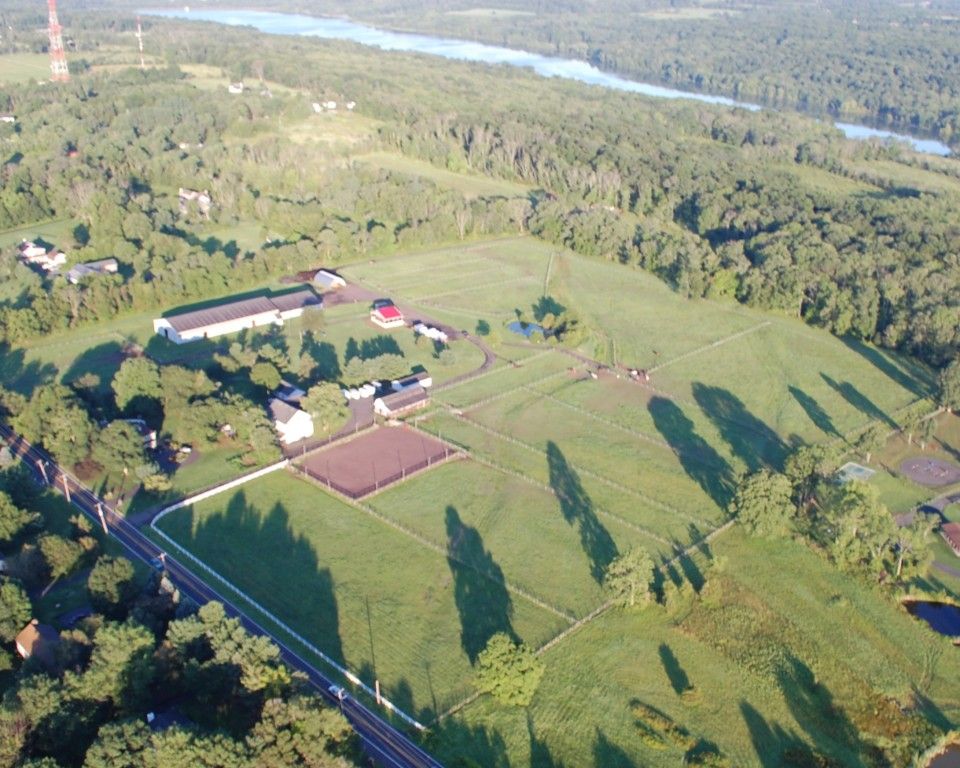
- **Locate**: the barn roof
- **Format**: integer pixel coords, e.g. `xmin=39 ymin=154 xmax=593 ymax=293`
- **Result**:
xmin=270 ymin=289 xmax=322 ymax=314
xmin=165 ymin=296 xmax=279 ymax=334
xmin=378 ymin=384 xmax=428 ymax=413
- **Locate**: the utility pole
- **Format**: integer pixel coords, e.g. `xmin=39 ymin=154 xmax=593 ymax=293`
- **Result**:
xmin=47 ymin=0 xmax=70 ymax=82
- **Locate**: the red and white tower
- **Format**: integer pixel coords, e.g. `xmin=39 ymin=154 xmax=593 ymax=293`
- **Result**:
xmin=47 ymin=0 xmax=70 ymax=83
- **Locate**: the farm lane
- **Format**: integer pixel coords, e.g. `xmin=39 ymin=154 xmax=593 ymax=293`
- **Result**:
xmin=0 ymin=424 xmax=444 ymax=768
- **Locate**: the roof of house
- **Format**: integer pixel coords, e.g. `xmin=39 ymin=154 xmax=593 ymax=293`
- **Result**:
xmin=164 ymin=296 xmax=279 ymax=334
xmin=372 ymin=298 xmax=395 ymax=310
xmin=378 ymin=384 xmax=429 ymax=413
xmin=270 ymin=289 xmax=322 ymax=314
xmin=275 ymin=382 xmax=306 ymax=404
xmin=943 ymin=522 xmax=960 ymax=550
xmin=375 ymin=305 xmax=403 ymax=321
xmin=269 ymin=397 xmax=306 ymax=425
xmin=15 ymin=620 xmax=59 ymax=666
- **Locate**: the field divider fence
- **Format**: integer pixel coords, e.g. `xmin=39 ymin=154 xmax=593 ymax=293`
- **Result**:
xmin=648 ymin=321 xmax=771 ymax=373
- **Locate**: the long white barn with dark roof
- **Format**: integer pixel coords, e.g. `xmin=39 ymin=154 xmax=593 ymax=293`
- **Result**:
xmin=153 ymin=289 xmax=321 ymax=344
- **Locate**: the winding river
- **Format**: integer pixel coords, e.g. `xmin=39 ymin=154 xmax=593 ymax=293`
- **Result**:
xmin=148 ymin=9 xmax=953 ymax=157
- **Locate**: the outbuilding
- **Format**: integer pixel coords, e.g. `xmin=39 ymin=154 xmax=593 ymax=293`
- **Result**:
xmin=374 ymin=384 xmax=429 ymax=418
xmin=942 ymin=522 xmax=960 ymax=558
xmin=268 ymin=398 xmax=315 ymax=445
xmin=66 ymin=258 xmax=119 ymax=284
xmin=371 ymin=304 xmax=405 ymax=329
xmin=15 ymin=620 xmax=60 ymax=668
xmin=314 ymin=269 xmax=347 ymax=291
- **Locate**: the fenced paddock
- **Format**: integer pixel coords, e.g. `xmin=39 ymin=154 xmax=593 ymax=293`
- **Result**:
xmin=295 ymin=424 xmax=460 ymax=498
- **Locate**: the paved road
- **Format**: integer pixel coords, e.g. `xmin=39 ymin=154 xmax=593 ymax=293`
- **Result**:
xmin=0 ymin=425 xmax=443 ymax=768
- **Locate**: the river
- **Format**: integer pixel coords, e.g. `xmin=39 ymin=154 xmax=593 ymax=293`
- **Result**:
xmin=148 ymin=9 xmax=953 ymax=157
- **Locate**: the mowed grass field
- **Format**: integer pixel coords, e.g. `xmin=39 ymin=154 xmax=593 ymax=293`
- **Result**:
xmin=0 ymin=53 xmax=51 ymax=84
xmin=155 ymin=470 xmax=568 ymax=716
xmin=436 ymin=530 xmax=960 ymax=768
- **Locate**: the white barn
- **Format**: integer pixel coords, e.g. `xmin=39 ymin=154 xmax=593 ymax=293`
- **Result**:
xmin=314 ymin=269 xmax=347 ymax=291
xmin=153 ymin=290 xmax=321 ymax=345
xmin=269 ymin=398 xmax=315 ymax=445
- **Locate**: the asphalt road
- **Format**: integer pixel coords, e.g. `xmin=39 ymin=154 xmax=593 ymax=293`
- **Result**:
xmin=0 ymin=426 xmax=443 ymax=768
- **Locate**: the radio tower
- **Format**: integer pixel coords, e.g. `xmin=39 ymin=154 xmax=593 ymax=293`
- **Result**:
xmin=47 ymin=0 xmax=70 ymax=82
xmin=136 ymin=16 xmax=145 ymax=70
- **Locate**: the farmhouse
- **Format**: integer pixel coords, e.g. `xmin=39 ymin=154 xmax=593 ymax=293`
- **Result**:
xmin=66 ymin=257 xmax=118 ymax=284
xmin=153 ymin=289 xmax=321 ymax=344
xmin=268 ymin=398 xmax=314 ymax=445
xmin=371 ymin=303 xmax=405 ymax=329
xmin=374 ymin=384 xmax=430 ymax=418
xmin=274 ymin=380 xmax=306 ymax=406
xmin=942 ymin=522 xmax=960 ymax=557
xmin=17 ymin=240 xmax=66 ymax=272
xmin=15 ymin=620 xmax=59 ymax=668
xmin=314 ymin=269 xmax=346 ymax=291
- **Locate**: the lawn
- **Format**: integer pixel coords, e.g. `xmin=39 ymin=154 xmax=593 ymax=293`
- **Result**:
xmin=154 ymin=470 xmax=568 ymax=717
xmin=0 ymin=54 xmax=51 ymax=84
xmin=438 ymin=529 xmax=960 ymax=768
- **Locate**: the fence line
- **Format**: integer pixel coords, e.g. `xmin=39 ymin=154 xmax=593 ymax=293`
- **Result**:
xmin=649 ymin=321 xmax=771 ymax=373
xmin=148 ymin=522 xmax=427 ymax=732
xmin=433 ymin=349 xmax=558 ymax=397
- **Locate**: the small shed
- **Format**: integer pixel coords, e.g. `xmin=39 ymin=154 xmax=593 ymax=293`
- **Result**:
xmin=268 ymin=398 xmax=314 ymax=445
xmin=374 ymin=384 xmax=429 ymax=418
xmin=371 ymin=304 xmax=405 ymax=329
xmin=313 ymin=270 xmax=346 ymax=291
xmin=15 ymin=620 xmax=59 ymax=668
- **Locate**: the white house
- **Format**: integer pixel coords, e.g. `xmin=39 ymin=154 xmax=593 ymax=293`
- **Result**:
xmin=374 ymin=384 xmax=430 ymax=418
xmin=345 ymin=101 xmax=356 ymax=111
xmin=18 ymin=240 xmax=67 ymax=272
xmin=153 ymin=290 xmax=321 ymax=345
xmin=0 ymin=115 xmax=15 ymax=124
xmin=313 ymin=269 xmax=346 ymax=291
xmin=228 ymin=82 xmax=244 ymax=94
xmin=268 ymin=398 xmax=314 ymax=445
xmin=66 ymin=258 xmax=118 ymax=284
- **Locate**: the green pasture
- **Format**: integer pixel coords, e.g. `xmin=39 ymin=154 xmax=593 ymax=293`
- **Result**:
xmin=441 ymin=530 xmax=960 ymax=767
xmin=0 ymin=54 xmax=51 ymax=84
xmin=356 ymin=151 xmax=532 ymax=199
xmin=155 ymin=471 xmax=567 ymax=716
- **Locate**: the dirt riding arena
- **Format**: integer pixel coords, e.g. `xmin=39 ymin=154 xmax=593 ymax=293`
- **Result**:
xmin=900 ymin=457 xmax=960 ymax=487
xmin=296 ymin=425 xmax=459 ymax=498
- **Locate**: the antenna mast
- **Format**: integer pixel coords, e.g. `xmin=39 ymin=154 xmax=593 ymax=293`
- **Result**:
xmin=47 ymin=0 xmax=70 ymax=82
xmin=136 ymin=16 xmax=145 ymax=70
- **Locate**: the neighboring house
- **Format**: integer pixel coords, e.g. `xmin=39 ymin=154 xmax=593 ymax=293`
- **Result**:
xmin=153 ymin=290 xmax=321 ymax=344
xmin=391 ymin=370 xmax=433 ymax=391
xmin=66 ymin=257 xmax=118 ymax=284
xmin=275 ymin=381 xmax=306 ymax=406
xmin=313 ymin=269 xmax=346 ymax=291
xmin=374 ymin=384 xmax=430 ymax=418
xmin=942 ymin=522 xmax=960 ymax=558
xmin=413 ymin=322 xmax=449 ymax=344
xmin=0 ymin=115 xmax=15 ymax=124
xmin=15 ymin=620 xmax=60 ymax=668
xmin=371 ymin=304 xmax=405 ymax=329
xmin=120 ymin=418 xmax=158 ymax=450
xmin=345 ymin=101 xmax=356 ymax=110
xmin=17 ymin=240 xmax=67 ymax=272
xmin=268 ymin=398 xmax=314 ymax=445
xmin=178 ymin=187 xmax=212 ymax=218
xmin=228 ymin=82 xmax=244 ymax=94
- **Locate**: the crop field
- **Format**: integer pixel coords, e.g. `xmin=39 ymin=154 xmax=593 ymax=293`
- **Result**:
xmin=154 ymin=471 xmax=568 ymax=716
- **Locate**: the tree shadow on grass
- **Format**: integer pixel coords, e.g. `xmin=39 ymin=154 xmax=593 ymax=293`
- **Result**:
xmin=740 ymin=701 xmax=811 ymax=768
xmin=301 ymin=331 xmax=340 ymax=380
xmin=546 ymin=441 xmax=618 ymax=584
xmin=0 ymin=341 xmax=57 ymax=396
xmin=360 ymin=335 xmax=403 ymax=359
xmin=528 ymin=713 xmax=566 ymax=768
xmin=839 ymin=336 xmax=933 ymax=399
xmin=692 ymin=383 xmax=787 ymax=471
xmin=648 ymin=396 xmax=736 ymax=509
xmin=788 ymin=385 xmax=840 ymax=439
xmin=659 ymin=643 xmax=692 ymax=696
xmin=190 ymin=491 xmax=344 ymax=666
xmin=592 ymin=728 xmax=637 ymax=768
xmin=445 ymin=506 xmax=515 ymax=663
xmin=820 ymin=373 xmax=898 ymax=429
xmin=433 ymin=718 xmax=511 ymax=768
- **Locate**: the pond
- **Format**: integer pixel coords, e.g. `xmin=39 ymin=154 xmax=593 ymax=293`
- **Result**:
xmin=146 ymin=9 xmax=953 ymax=156
xmin=507 ymin=321 xmax=545 ymax=338
xmin=904 ymin=600 xmax=960 ymax=639
xmin=927 ymin=744 xmax=960 ymax=768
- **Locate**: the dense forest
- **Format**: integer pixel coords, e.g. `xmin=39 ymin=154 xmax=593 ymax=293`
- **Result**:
xmin=0 ymin=11 xmax=958 ymax=368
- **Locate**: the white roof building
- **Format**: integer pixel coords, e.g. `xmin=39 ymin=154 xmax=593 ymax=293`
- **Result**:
xmin=268 ymin=398 xmax=314 ymax=445
xmin=374 ymin=384 xmax=430 ymax=418
xmin=314 ymin=269 xmax=346 ymax=291
xmin=66 ymin=258 xmax=119 ymax=284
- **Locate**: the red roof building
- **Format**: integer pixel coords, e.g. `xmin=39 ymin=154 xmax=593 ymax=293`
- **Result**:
xmin=371 ymin=304 xmax=405 ymax=329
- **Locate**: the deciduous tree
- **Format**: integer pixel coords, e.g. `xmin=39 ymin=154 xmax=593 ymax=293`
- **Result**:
xmin=475 ymin=633 xmax=544 ymax=707
xmin=731 ymin=470 xmax=796 ymax=537
xmin=604 ymin=548 xmax=656 ymax=607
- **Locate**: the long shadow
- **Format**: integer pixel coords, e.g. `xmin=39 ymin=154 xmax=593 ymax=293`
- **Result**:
xmin=820 ymin=373 xmax=898 ymax=429
xmin=445 ymin=506 xmax=515 ymax=663
xmin=301 ymin=331 xmax=340 ymax=380
xmin=658 ymin=643 xmax=692 ymax=696
xmin=788 ymin=385 xmax=839 ymax=439
xmin=191 ymin=492 xmax=344 ymax=666
xmin=528 ymin=714 xmax=566 ymax=768
xmin=839 ymin=337 xmax=933 ymax=398
xmin=692 ymin=383 xmax=787 ymax=471
xmin=648 ymin=397 xmax=736 ymax=509
xmin=740 ymin=701 xmax=808 ymax=768
xmin=592 ymin=728 xmax=637 ymax=768
xmin=360 ymin=335 xmax=403 ymax=359
xmin=0 ymin=341 xmax=57 ymax=397
xmin=433 ymin=718 xmax=511 ymax=768
xmin=545 ymin=441 xmax=618 ymax=584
